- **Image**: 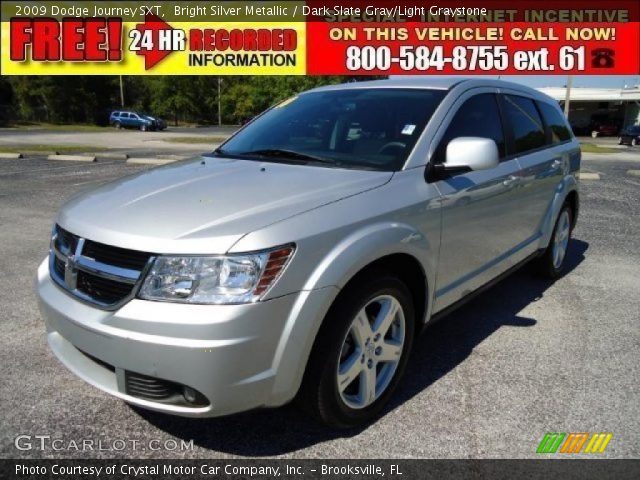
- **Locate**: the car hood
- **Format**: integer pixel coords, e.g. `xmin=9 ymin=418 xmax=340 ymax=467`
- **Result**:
xmin=57 ymin=157 xmax=392 ymax=254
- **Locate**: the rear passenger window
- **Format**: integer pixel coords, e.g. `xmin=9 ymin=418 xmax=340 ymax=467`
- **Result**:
xmin=121 ymin=113 xmax=129 ymax=118
xmin=435 ymin=93 xmax=506 ymax=161
xmin=537 ymin=101 xmax=572 ymax=143
xmin=502 ymin=95 xmax=546 ymax=154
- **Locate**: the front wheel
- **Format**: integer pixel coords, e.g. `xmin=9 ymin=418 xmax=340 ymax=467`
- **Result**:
xmin=632 ymin=138 xmax=639 ymax=146
xmin=299 ymin=274 xmax=415 ymax=428
xmin=140 ymin=124 xmax=147 ymax=132
xmin=535 ymin=205 xmax=573 ymax=279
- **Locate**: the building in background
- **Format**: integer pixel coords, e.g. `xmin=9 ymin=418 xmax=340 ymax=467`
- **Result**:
xmin=538 ymin=86 xmax=640 ymax=137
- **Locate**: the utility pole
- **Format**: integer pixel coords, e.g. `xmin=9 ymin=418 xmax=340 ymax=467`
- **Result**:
xmin=217 ymin=77 xmax=222 ymax=126
xmin=563 ymin=75 xmax=573 ymax=119
xmin=119 ymin=76 xmax=125 ymax=107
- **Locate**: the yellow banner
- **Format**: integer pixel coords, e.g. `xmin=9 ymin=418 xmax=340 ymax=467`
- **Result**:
xmin=1 ymin=0 xmax=306 ymax=75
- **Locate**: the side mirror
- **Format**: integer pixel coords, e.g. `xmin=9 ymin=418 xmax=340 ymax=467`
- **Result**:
xmin=445 ymin=137 xmax=500 ymax=171
xmin=425 ymin=137 xmax=500 ymax=183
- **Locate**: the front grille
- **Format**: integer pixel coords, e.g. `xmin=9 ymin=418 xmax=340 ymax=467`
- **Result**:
xmin=53 ymin=256 xmax=65 ymax=277
xmin=55 ymin=227 xmax=77 ymax=255
xmin=77 ymin=271 xmax=134 ymax=304
xmin=50 ymin=225 xmax=154 ymax=309
xmin=82 ymin=240 xmax=151 ymax=271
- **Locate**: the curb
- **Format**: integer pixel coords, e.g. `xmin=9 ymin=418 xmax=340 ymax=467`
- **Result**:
xmin=95 ymin=152 xmax=129 ymax=160
xmin=126 ymin=157 xmax=176 ymax=165
xmin=579 ymin=172 xmax=601 ymax=180
xmin=0 ymin=152 xmax=23 ymax=159
xmin=627 ymin=170 xmax=640 ymax=178
xmin=47 ymin=154 xmax=96 ymax=162
xmin=22 ymin=150 xmax=59 ymax=156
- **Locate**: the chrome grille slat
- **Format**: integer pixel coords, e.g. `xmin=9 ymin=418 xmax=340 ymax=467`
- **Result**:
xmin=49 ymin=225 xmax=155 ymax=310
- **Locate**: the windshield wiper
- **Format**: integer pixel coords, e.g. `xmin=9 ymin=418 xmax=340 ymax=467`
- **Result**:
xmin=234 ymin=149 xmax=336 ymax=165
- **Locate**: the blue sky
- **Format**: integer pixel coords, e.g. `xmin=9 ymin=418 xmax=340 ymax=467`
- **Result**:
xmin=415 ymin=75 xmax=640 ymax=88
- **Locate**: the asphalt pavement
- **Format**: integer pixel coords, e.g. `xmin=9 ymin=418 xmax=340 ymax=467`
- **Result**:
xmin=0 ymin=153 xmax=638 ymax=459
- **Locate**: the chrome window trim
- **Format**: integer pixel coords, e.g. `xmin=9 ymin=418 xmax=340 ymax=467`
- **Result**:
xmin=49 ymin=228 xmax=155 ymax=311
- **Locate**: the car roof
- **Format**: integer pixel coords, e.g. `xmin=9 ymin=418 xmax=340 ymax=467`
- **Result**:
xmin=306 ymin=77 xmax=549 ymax=101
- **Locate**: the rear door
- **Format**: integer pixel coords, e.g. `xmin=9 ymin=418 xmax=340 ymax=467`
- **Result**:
xmin=501 ymin=93 xmax=568 ymax=243
xmin=432 ymin=89 xmax=525 ymax=311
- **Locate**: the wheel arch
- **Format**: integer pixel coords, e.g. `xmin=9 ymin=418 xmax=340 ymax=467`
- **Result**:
xmin=564 ymin=189 xmax=579 ymax=230
xmin=334 ymin=253 xmax=429 ymax=331
xmin=540 ymin=176 xmax=579 ymax=249
xmin=267 ymin=224 xmax=435 ymax=407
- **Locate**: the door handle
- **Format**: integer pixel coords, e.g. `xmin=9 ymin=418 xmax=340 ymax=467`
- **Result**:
xmin=503 ymin=175 xmax=519 ymax=187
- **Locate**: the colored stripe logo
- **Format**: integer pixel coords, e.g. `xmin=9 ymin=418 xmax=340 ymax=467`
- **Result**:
xmin=537 ymin=433 xmax=612 ymax=454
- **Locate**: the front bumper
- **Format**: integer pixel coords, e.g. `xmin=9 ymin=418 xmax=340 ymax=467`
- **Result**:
xmin=36 ymin=258 xmax=335 ymax=417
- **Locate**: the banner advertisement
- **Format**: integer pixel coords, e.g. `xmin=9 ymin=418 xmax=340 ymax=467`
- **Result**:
xmin=1 ymin=0 xmax=639 ymax=75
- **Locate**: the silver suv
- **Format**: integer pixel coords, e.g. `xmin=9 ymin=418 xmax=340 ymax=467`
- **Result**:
xmin=37 ymin=78 xmax=580 ymax=428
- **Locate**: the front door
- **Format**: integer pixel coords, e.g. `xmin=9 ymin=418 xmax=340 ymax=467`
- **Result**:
xmin=431 ymin=90 xmax=527 ymax=311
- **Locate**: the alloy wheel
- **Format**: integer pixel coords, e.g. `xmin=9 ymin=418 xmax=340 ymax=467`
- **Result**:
xmin=552 ymin=210 xmax=571 ymax=269
xmin=336 ymin=295 xmax=405 ymax=410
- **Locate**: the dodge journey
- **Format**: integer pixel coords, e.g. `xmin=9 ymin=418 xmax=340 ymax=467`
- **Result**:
xmin=37 ymin=78 xmax=580 ymax=428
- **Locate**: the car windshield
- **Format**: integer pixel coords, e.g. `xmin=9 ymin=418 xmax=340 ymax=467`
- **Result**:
xmin=216 ymin=88 xmax=447 ymax=171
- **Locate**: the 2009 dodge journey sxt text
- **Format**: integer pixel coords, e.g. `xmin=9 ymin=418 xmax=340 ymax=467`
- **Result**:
xmin=37 ymin=78 xmax=579 ymax=428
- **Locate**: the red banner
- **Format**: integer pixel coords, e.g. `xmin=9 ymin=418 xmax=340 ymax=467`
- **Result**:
xmin=305 ymin=0 xmax=640 ymax=75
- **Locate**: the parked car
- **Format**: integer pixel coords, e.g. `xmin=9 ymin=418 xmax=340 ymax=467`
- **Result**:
xmin=619 ymin=125 xmax=640 ymax=146
xmin=591 ymin=123 xmax=619 ymax=138
xmin=37 ymin=79 xmax=580 ymax=428
xmin=109 ymin=111 xmax=167 ymax=131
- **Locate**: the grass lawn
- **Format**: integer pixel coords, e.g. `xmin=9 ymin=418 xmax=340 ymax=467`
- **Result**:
xmin=580 ymin=143 xmax=620 ymax=154
xmin=0 ymin=145 xmax=104 ymax=153
xmin=3 ymin=123 xmax=109 ymax=132
xmin=162 ymin=136 xmax=229 ymax=144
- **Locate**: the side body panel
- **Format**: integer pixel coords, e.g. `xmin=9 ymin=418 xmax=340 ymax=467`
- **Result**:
xmin=230 ymin=169 xmax=442 ymax=402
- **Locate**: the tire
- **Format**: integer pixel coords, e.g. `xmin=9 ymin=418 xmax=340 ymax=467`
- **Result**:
xmin=632 ymin=138 xmax=638 ymax=147
xmin=298 ymin=273 xmax=415 ymax=428
xmin=591 ymin=131 xmax=599 ymax=138
xmin=140 ymin=124 xmax=147 ymax=132
xmin=114 ymin=121 xmax=121 ymax=129
xmin=618 ymin=137 xmax=623 ymax=145
xmin=535 ymin=205 xmax=573 ymax=279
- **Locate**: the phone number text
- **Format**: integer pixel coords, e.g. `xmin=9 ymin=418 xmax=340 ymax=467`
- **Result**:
xmin=346 ymin=45 xmax=586 ymax=71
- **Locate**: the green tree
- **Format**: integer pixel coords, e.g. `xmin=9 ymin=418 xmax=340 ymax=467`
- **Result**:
xmin=5 ymin=75 xmax=385 ymax=126
xmin=0 ymin=77 xmax=15 ymax=125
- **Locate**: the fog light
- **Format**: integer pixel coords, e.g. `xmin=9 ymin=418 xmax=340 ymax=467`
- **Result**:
xmin=183 ymin=386 xmax=197 ymax=404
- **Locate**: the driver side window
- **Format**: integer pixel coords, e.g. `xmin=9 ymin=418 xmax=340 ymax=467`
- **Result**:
xmin=434 ymin=93 xmax=506 ymax=163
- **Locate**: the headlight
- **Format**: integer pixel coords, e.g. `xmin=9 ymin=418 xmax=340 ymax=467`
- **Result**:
xmin=138 ymin=245 xmax=294 ymax=304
